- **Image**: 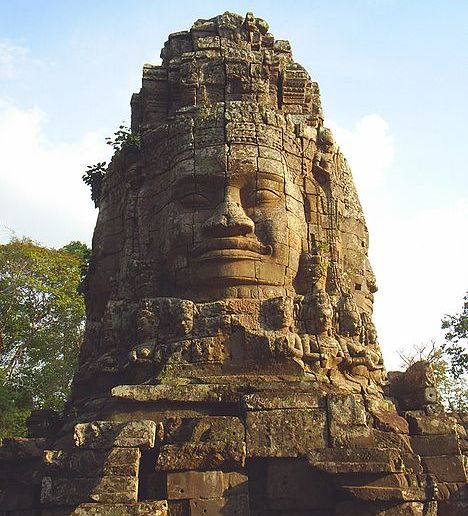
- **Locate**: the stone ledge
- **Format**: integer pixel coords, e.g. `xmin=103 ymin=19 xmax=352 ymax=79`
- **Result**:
xmin=111 ymin=384 xmax=242 ymax=404
xmin=41 ymin=500 xmax=168 ymax=516
xmin=74 ymin=421 xmax=156 ymax=450
xmin=43 ymin=448 xmax=141 ymax=477
xmin=156 ymin=441 xmax=246 ymax=471
xmin=41 ymin=476 xmax=138 ymax=506
xmin=307 ymin=448 xmax=405 ymax=474
xmin=341 ymin=485 xmax=430 ymax=503
xmin=0 ymin=437 xmax=47 ymax=460
xmin=242 ymin=391 xmax=325 ymax=410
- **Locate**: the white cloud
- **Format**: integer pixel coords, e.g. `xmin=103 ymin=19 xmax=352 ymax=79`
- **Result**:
xmin=329 ymin=114 xmax=467 ymax=370
xmin=371 ymin=199 xmax=468 ymax=370
xmin=0 ymin=42 xmax=27 ymax=79
xmin=329 ymin=114 xmax=395 ymax=203
xmin=0 ymin=101 xmax=111 ymax=247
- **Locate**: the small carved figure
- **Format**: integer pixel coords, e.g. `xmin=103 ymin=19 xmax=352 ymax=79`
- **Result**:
xmin=338 ymin=293 xmax=362 ymax=337
xmin=313 ymin=127 xmax=336 ymax=184
xmin=262 ymin=297 xmax=303 ymax=359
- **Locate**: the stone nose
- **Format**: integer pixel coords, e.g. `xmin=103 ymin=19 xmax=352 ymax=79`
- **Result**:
xmin=203 ymin=187 xmax=254 ymax=237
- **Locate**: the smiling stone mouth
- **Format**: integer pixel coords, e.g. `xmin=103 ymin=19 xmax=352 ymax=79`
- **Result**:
xmin=190 ymin=238 xmax=272 ymax=259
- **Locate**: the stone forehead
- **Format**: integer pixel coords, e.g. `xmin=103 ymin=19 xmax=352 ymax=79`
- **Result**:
xmin=142 ymin=102 xmax=314 ymax=163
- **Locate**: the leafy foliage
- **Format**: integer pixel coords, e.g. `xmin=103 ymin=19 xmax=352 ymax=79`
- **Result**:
xmin=82 ymin=162 xmax=107 ymax=208
xmin=0 ymin=370 xmax=32 ymax=438
xmin=441 ymin=292 xmax=468 ymax=378
xmin=0 ymin=238 xmax=85 ymax=436
xmin=61 ymin=241 xmax=92 ymax=287
xmin=105 ymin=124 xmax=140 ymax=151
xmin=82 ymin=123 xmax=140 ymax=206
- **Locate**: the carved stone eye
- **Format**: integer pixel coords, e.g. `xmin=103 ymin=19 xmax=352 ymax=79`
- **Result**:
xmin=255 ymin=188 xmax=281 ymax=205
xmin=241 ymin=187 xmax=281 ymax=208
xmin=179 ymin=193 xmax=210 ymax=208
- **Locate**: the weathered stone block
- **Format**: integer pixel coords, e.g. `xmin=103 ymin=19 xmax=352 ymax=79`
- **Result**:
xmin=222 ymin=471 xmax=249 ymax=496
xmin=47 ymin=501 xmax=169 ymax=516
xmin=438 ymin=501 xmax=468 ymax=516
xmin=399 ymin=452 xmax=423 ymax=475
xmin=307 ymin=448 xmax=404 ymax=474
xmin=156 ymin=441 xmax=246 ymax=471
xmin=327 ymin=394 xmax=373 ymax=448
xmin=246 ymin=408 xmax=326 ymax=457
xmin=242 ymin=391 xmax=324 ymax=410
xmin=74 ymin=421 xmax=156 ymax=450
xmin=435 ymin=482 xmax=468 ymax=501
xmin=371 ymin=410 xmax=409 ymax=434
xmin=166 ymin=500 xmax=189 ymax=516
xmin=372 ymin=429 xmax=412 ymax=452
xmin=164 ymin=416 xmax=245 ymax=443
xmin=266 ymin=459 xmax=332 ymax=511
xmin=422 ymin=455 xmax=467 ymax=482
xmin=0 ymin=437 xmax=47 ymax=460
xmin=189 ymin=494 xmax=249 ymax=516
xmin=341 ymin=485 xmax=428 ymax=502
xmin=410 ymin=434 xmax=460 ymax=457
xmin=40 ymin=476 xmax=138 ymax=505
xmin=336 ymin=472 xmax=414 ymax=489
xmin=43 ymin=448 xmax=141 ymax=477
xmin=406 ymin=413 xmax=456 ymax=435
xmin=167 ymin=471 xmax=223 ymax=500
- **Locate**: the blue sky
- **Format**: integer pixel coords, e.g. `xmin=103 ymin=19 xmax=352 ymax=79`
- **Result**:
xmin=1 ymin=0 xmax=467 ymax=368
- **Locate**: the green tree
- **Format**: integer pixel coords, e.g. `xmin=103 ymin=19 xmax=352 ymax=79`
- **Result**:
xmin=61 ymin=240 xmax=91 ymax=287
xmin=0 ymin=238 xmax=86 ymax=437
xmin=441 ymin=292 xmax=468 ymax=378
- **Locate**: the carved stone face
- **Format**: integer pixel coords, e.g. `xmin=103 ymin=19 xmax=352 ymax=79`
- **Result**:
xmin=155 ymin=136 xmax=307 ymax=300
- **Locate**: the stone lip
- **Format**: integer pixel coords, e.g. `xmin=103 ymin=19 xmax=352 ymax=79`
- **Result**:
xmin=190 ymin=237 xmax=272 ymax=259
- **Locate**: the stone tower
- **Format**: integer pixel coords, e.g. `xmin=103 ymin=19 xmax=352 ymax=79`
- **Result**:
xmin=73 ymin=10 xmax=383 ymax=404
xmin=1 ymin=12 xmax=466 ymax=516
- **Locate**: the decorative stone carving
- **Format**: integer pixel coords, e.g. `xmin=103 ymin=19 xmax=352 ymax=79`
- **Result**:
xmin=2 ymin=12 xmax=466 ymax=516
xmin=72 ymin=8 xmax=388 ymax=399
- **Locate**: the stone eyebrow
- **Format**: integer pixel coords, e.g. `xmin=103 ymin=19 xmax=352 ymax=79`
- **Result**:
xmin=173 ymin=173 xmax=224 ymax=188
xmin=257 ymin=172 xmax=284 ymax=184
